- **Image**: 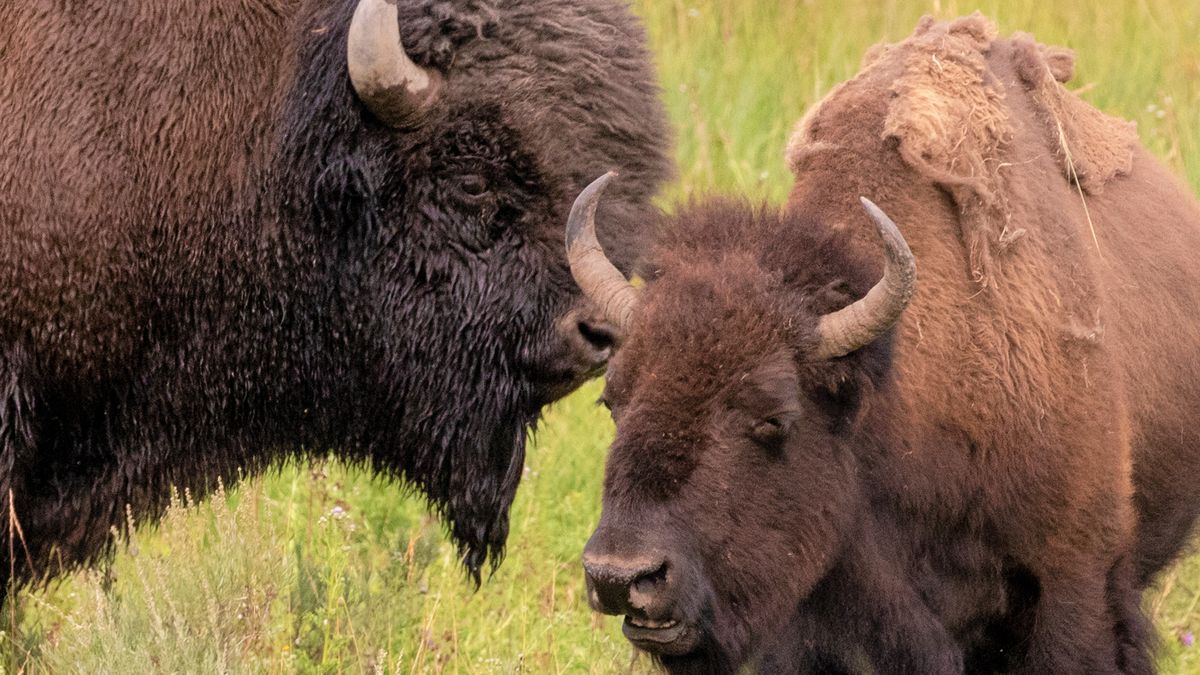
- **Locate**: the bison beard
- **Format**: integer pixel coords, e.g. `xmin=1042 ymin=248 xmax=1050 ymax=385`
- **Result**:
xmin=0 ymin=0 xmax=670 ymax=588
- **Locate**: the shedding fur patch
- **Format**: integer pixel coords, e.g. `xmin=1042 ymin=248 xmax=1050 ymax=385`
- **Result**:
xmin=1010 ymin=33 xmax=1138 ymax=194
xmin=881 ymin=12 xmax=1010 ymax=288
xmin=787 ymin=13 xmax=1140 ymax=289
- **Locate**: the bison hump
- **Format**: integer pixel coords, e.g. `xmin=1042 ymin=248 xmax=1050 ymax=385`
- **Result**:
xmin=880 ymin=12 xmax=1012 ymax=288
xmin=874 ymin=13 xmax=1137 ymax=288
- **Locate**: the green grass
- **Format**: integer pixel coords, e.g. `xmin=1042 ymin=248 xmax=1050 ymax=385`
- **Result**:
xmin=5 ymin=1 xmax=1200 ymax=672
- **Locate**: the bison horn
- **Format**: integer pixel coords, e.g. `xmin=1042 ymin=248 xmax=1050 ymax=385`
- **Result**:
xmin=347 ymin=0 xmax=443 ymax=128
xmin=812 ymin=198 xmax=916 ymax=360
xmin=565 ymin=172 xmax=640 ymax=332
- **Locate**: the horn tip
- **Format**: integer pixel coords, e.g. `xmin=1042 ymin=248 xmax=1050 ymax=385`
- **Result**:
xmin=565 ymin=172 xmax=619 ymax=251
xmin=857 ymin=196 xmax=907 ymax=246
xmin=592 ymin=171 xmax=619 ymax=189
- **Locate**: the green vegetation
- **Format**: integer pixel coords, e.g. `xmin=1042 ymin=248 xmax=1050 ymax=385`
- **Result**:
xmin=5 ymin=1 xmax=1199 ymax=672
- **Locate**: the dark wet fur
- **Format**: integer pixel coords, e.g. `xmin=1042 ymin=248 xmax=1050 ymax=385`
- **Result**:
xmin=0 ymin=0 xmax=671 ymax=588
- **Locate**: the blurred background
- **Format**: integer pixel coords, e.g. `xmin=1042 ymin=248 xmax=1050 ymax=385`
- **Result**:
xmin=4 ymin=1 xmax=1198 ymax=672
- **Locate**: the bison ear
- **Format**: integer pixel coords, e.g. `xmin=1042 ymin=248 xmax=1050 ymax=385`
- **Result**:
xmin=793 ymin=283 xmax=894 ymax=430
xmin=801 ymin=355 xmax=892 ymax=434
xmin=739 ymin=352 xmax=802 ymax=416
xmin=801 ymin=362 xmax=865 ymax=433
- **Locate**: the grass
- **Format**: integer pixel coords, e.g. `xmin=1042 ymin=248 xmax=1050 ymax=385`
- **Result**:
xmin=4 ymin=1 xmax=1200 ymax=672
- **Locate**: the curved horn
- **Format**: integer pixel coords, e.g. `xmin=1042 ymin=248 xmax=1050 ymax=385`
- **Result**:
xmin=565 ymin=172 xmax=639 ymax=332
xmin=812 ymin=198 xmax=917 ymax=360
xmin=347 ymin=0 xmax=442 ymax=128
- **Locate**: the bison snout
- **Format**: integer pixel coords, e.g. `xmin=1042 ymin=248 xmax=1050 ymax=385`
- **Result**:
xmin=559 ymin=308 xmax=617 ymax=370
xmin=582 ymin=549 xmax=670 ymax=615
xmin=531 ymin=307 xmax=619 ymax=404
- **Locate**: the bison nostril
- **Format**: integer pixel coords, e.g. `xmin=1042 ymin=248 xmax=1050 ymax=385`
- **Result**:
xmin=631 ymin=561 xmax=668 ymax=595
xmin=576 ymin=319 xmax=616 ymax=354
xmin=583 ymin=554 xmax=671 ymax=614
xmin=628 ymin=561 xmax=669 ymax=609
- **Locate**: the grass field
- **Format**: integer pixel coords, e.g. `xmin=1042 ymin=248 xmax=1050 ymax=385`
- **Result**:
xmin=5 ymin=1 xmax=1200 ymax=672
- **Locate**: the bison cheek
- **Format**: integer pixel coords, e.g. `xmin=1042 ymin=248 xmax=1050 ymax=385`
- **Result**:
xmin=696 ymin=483 xmax=851 ymax=660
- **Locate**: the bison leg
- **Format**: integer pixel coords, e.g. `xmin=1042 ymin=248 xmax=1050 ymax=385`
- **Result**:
xmin=818 ymin=537 xmax=964 ymax=675
xmin=1131 ymin=444 xmax=1200 ymax=586
xmin=1105 ymin=554 xmax=1155 ymax=675
xmin=1018 ymin=560 xmax=1151 ymax=675
xmin=755 ymin=649 xmax=856 ymax=675
xmin=751 ymin=609 xmax=860 ymax=674
xmin=0 ymin=345 xmax=37 ymax=592
xmin=851 ymin=568 xmax=964 ymax=674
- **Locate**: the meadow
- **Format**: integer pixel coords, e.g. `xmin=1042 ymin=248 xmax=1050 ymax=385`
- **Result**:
xmin=4 ymin=0 xmax=1200 ymax=672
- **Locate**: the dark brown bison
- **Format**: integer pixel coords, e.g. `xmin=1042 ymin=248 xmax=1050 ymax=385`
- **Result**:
xmin=571 ymin=14 xmax=1200 ymax=674
xmin=0 ymin=0 xmax=671 ymax=588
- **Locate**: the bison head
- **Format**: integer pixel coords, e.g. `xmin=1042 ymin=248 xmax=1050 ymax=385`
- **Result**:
xmin=567 ymin=177 xmax=914 ymax=671
xmin=265 ymin=0 xmax=671 ymax=581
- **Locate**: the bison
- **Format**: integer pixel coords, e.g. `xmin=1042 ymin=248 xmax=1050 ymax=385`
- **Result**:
xmin=0 ymin=0 xmax=671 ymax=588
xmin=572 ymin=14 xmax=1200 ymax=674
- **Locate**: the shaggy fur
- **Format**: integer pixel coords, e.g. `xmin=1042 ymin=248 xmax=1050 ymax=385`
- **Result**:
xmin=0 ymin=0 xmax=671 ymax=587
xmin=586 ymin=14 xmax=1200 ymax=674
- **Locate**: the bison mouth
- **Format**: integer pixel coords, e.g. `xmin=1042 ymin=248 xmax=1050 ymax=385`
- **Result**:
xmin=622 ymin=614 xmax=699 ymax=656
xmin=532 ymin=360 xmax=606 ymax=406
xmin=530 ymin=345 xmax=612 ymax=406
xmin=526 ymin=308 xmax=618 ymax=405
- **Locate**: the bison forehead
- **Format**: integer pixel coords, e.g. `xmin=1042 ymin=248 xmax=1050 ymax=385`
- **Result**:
xmin=616 ymin=265 xmax=798 ymax=392
xmin=420 ymin=0 xmax=671 ymax=178
xmin=607 ymin=399 xmax=712 ymax=501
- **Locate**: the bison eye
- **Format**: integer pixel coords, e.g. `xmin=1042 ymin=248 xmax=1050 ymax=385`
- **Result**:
xmin=459 ymin=174 xmax=490 ymax=198
xmin=749 ymin=418 xmax=786 ymax=449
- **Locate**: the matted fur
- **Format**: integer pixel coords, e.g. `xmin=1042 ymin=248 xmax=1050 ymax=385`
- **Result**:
xmin=1009 ymin=33 xmax=1139 ymax=194
xmin=788 ymin=12 xmax=1136 ymax=288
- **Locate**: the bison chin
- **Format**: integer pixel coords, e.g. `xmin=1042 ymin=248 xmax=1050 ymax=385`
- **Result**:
xmin=434 ymin=407 xmax=533 ymax=582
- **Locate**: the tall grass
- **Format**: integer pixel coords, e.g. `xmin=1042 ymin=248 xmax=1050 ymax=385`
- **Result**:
xmin=4 ymin=1 xmax=1199 ymax=672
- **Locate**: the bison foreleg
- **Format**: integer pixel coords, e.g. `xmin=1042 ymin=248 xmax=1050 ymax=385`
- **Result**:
xmin=1105 ymin=554 xmax=1155 ymax=675
xmin=1018 ymin=559 xmax=1152 ymax=675
xmin=807 ymin=536 xmax=965 ymax=675
xmin=0 ymin=344 xmax=37 ymax=593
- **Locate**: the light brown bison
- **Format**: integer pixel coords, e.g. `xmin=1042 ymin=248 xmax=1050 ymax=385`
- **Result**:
xmin=570 ymin=14 xmax=1200 ymax=674
xmin=0 ymin=0 xmax=670 ymax=589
